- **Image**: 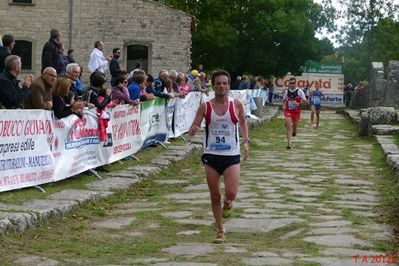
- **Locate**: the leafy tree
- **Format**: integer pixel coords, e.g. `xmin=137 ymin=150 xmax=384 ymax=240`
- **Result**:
xmin=165 ymin=0 xmax=337 ymax=76
xmin=336 ymin=0 xmax=399 ymax=83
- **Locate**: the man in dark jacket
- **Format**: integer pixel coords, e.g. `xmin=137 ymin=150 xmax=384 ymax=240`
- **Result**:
xmin=41 ymin=29 xmax=61 ymax=73
xmin=0 ymin=34 xmax=15 ymax=73
xmin=109 ymin=47 xmax=121 ymax=86
xmin=0 ymin=55 xmax=32 ymax=109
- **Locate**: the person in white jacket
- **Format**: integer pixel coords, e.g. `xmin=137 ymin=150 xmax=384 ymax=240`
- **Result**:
xmin=87 ymin=41 xmax=112 ymax=74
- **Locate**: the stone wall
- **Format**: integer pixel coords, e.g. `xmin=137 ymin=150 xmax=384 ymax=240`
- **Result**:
xmin=0 ymin=0 xmax=192 ymax=80
xmin=359 ymin=60 xmax=399 ymax=108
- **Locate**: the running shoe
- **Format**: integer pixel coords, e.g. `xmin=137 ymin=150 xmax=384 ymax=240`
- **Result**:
xmin=292 ymin=130 xmax=297 ymax=137
xmin=222 ymin=200 xmax=233 ymax=218
xmin=286 ymin=143 xmax=293 ymax=149
xmin=213 ymin=229 xmax=226 ymax=244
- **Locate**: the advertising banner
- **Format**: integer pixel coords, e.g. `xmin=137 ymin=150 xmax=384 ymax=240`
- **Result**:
xmin=173 ymin=92 xmax=202 ymax=138
xmin=52 ymin=110 xmax=102 ymax=181
xmin=273 ymin=73 xmax=344 ymax=105
xmin=107 ymin=104 xmax=142 ymax=163
xmin=140 ymin=98 xmax=168 ymax=148
xmin=303 ymin=60 xmax=343 ymax=74
xmin=0 ymin=110 xmax=54 ymax=192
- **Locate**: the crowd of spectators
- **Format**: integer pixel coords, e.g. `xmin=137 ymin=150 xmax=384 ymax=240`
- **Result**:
xmin=231 ymin=74 xmax=276 ymax=105
xmin=0 ymin=29 xmax=215 ymax=120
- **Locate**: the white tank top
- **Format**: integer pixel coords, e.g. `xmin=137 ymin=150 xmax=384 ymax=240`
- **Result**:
xmin=203 ymin=98 xmax=240 ymax=156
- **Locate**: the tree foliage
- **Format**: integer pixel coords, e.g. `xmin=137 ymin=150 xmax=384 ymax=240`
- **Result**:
xmin=336 ymin=0 xmax=399 ymax=83
xmin=165 ymin=0 xmax=336 ymax=76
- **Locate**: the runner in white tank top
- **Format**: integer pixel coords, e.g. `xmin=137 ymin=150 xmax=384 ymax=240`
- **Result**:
xmin=189 ymin=70 xmax=249 ymax=244
xmin=203 ymin=97 xmax=240 ymax=156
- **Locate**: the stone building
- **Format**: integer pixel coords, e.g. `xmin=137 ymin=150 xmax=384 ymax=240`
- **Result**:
xmin=0 ymin=0 xmax=192 ymax=80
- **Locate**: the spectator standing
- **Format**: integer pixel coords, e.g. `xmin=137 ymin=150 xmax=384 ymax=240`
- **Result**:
xmin=264 ymin=79 xmax=274 ymax=105
xmin=87 ymin=41 xmax=112 ymax=74
xmin=110 ymin=48 xmax=121 ymax=86
xmin=344 ymin=83 xmax=354 ymax=108
xmin=57 ymin=43 xmax=68 ymax=76
xmin=249 ymin=76 xmax=256 ymax=90
xmin=24 ymin=67 xmax=57 ymax=110
xmin=66 ymin=49 xmax=75 ymax=64
xmin=0 ymin=55 xmax=32 ymax=109
xmin=0 ymin=34 xmax=15 ymax=73
xmin=301 ymin=85 xmax=310 ymax=110
xmin=239 ymin=75 xmax=250 ymax=90
xmin=41 ymin=29 xmax=61 ymax=73
xmin=127 ymin=62 xmax=143 ymax=81
xmin=230 ymin=76 xmax=241 ymax=90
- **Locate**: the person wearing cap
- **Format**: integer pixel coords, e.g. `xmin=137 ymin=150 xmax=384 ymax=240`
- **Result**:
xmin=190 ymin=69 xmax=209 ymax=95
xmin=187 ymin=69 xmax=199 ymax=84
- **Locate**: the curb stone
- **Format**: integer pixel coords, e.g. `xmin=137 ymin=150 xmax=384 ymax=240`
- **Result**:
xmin=0 ymin=107 xmax=278 ymax=237
xmin=340 ymin=109 xmax=399 ymax=183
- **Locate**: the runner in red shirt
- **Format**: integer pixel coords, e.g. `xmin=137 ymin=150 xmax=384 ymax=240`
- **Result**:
xmin=283 ymin=77 xmax=307 ymax=149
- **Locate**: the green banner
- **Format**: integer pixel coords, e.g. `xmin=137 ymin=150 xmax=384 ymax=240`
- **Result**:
xmin=303 ymin=60 xmax=342 ymax=74
xmin=140 ymin=97 xmax=166 ymax=111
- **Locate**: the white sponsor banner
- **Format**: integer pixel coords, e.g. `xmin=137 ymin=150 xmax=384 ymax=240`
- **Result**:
xmin=0 ymin=110 xmax=54 ymax=192
xmin=140 ymin=98 xmax=168 ymax=148
xmin=108 ymin=104 xmax=142 ymax=163
xmin=52 ymin=110 xmax=103 ymax=181
xmin=229 ymin=90 xmax=249 ymax=115
xmin=174 ymin=92 xmax=202 ymax=138
xmin=229 ymin=90 xmax=247 ymax=105
xmin=273 ymin=73 xmax=344 ymax=105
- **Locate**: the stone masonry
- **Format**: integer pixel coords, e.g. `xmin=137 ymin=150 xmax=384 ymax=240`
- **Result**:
xmin=352 ymin=60 xmax=399 ymax=108
xmin=0 ymin=0 xmax=192 ymax=79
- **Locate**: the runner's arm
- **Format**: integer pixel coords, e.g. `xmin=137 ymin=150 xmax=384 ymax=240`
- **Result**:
xmin=298 ymin=90 xmax=307 ymax=104
xmin=282 ymin=90 xmax=288 ymax=111
xmin=188 ymin=102 xmax=206 ymax=136
xmin=235 ymin=99 xmax=249 ymax=160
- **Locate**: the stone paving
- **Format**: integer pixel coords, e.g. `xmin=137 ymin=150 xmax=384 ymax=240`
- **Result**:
xmin=3 ymin=109 xmax=398 ymax=266
xmin=154 ymin=111 xmax=395 ymax=265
